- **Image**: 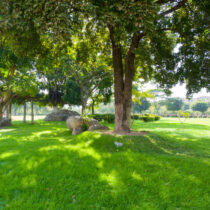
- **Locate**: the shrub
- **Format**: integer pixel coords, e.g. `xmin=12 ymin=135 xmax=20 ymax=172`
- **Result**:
xmin=81 ymin=122 xmax=88 ymax=131
xmin=154 ymin=116 xmax=161 ymax=121
xmin=131 ymin=114 xmax=139 ymax=120
xmin=142 ymin=116 xmax=155 ymax=122
xmin=88 ymin=113 xmax=161 ymax=123
xmin=88 ymin=114 xmax=115 ymax=123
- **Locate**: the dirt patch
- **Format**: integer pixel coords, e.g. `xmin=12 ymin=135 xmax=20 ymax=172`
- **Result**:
xmin=100 ymin=130 xmax=149 ymax=136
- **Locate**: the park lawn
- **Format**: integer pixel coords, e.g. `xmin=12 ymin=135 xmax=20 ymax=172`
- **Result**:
xmin=0 ymin=118 xmax=209 ymax=210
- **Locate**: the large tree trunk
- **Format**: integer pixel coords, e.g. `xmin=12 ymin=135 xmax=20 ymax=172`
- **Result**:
xmin=109 ymin=27 xmax=125 ymax=133
xmin=109 ymin=28 xmax=141 ymax=133
xmin=123 ymin=51 xmax=135 ymax=131
xmin=112 ymin=46 xmax=125 ymax=132
xmin=31 ymin=101 xmax=34 ymax=124
xmin=23 ymin=101 xmax=26 ymax=123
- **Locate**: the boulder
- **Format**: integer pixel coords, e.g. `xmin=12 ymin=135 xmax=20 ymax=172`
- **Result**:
xmin=0 ymin=118 xmax=12 ymax=127
xmin=44 ymin=109 xmax=79 ymax=121
xmin=72 ymin=128 xmax=83 ymax=135
xmin=66 ymin=116 xmax=83 ymax=135
xmin=88 ymin=124 xmax=109 ymax=131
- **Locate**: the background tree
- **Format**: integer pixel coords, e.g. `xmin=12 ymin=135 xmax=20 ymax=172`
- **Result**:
xmin=0 ymin=41 xmax=34 ymax=122
xmin=62 ymin=78 xmax=82 ymax=107
xmin=150 ymin=89 xmax=167 ymax=115
xmin=192 ymin=102 xmax=208 ymax=113
xmin=64 ymin=59 xmax=112 ymax=114
xmin=165 ymin=98 xmax=183 ymax=111
xmin=132 ymin=98 xmax=151 ymax=114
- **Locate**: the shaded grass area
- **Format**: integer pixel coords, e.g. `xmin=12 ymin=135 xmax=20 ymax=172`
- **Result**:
xmin=0 ymin=119 xmax=210 ymax=209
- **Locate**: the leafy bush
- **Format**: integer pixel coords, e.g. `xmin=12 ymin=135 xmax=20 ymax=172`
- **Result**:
xmin=81 ymin=122 xmax=88 ymax=131
xmin=131 ymin=114 xmax=140 ymax=120
xmin=155 ymin=116 xmax=161 ymax=121
xmin=142 ymin=116 xmax=155 ymax=122
xmin=88 ymin=114 xmax=115 ymax=123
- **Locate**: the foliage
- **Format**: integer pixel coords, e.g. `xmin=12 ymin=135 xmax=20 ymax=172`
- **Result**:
xmin=0 ymin=42 xmax=38 ymax=120
xmin=132 ymin=99 xmax=151 ymax=113
xmin=165 ymin=98 xmax=183 ymax=111
xmin=0 ymin=118 xmax=210 ymax=209
xmin=81 ymin=122 xmax=88 ymax=131
xmin=63 ymin=56 xmax=113 ymax=113
xmin=142 ymin=114 xmax=161 ymax=122
xmin=192 ymin=102 xmax=208 ymax=113
xmin=63 ymin=78 xmax=81 ymax=106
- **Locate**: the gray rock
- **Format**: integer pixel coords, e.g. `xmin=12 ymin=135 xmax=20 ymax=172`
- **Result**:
xmin=0 ymin=118 xmax=12 ymax=127
xmin=44 ymin=109 xmax=79 ymax=121
xmin=72 ymin=128 xmax=83 ymax=135
xmin=88 ymin=124 xmax=109 ymax=131
xmin=66 ymin=116 xmax=83 ymax=135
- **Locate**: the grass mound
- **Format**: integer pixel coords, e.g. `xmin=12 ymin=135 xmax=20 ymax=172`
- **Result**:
xmin=0 ymin=118 xmax=210 ymax=209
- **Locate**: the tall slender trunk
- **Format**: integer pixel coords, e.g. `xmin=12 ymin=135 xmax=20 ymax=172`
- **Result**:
xmin=23 ymin=101 xmax=26 ymax=123
xmin=81 ymin=104 xmax=85 ymax=115
xmin=6 ymin=104 xmax=9 ymax=119
xmin=91 ymin=101 xmax=95 ymax=114
xmin=9 ymin=102 xmax=12 ymax=120
xmin=0 ymin=105 xmax=3 ymax=121
xmin=31 ymin=101 xmax=34 ymax=124
xmin=80 ymin=87 xmax=89 ymax=116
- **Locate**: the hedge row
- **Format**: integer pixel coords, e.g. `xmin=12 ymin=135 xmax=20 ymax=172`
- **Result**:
xmin=88 ymin=114 xmax=161 ymax=123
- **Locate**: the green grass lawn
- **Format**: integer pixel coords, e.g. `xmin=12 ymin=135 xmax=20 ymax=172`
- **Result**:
xmin=0 ymin=118 xmax=210 ymax=210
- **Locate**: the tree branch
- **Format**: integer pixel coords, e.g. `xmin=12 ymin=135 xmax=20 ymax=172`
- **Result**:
xmin=160 ymin=0 xmax=187 ymax=16
xmin=128 ymin=32 xmax=145 ymax=55
xmin=156 ymin=0 xmax=174 ymax=5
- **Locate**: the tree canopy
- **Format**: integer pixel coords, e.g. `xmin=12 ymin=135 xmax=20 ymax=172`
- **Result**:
xmin=192 ymin=102 xmax=209 ymax=113
xmin=0 ymin=0 xmax=209 ymax=131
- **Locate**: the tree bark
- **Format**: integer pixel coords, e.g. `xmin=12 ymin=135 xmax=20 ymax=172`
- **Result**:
xmin=109 ymin=26 xmax=142 ymax=133
xmin=123 ymin=50 xmax=135 ymax=131
xmin=31 ymin=101 xmax=34 ymax=124
xmin=109 ymin=27 xmax=125 ymax=133
xmin=23 ymin=101 xmax=26 ymax=123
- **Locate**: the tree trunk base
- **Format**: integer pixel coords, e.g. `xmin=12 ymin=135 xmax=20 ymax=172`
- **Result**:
xmin=114 ymin=124 xmax=131 ymax=134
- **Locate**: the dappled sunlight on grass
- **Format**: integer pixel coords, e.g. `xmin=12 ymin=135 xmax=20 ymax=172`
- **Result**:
xmin=0 ymin=151 xmax=19 ymax=159
xmin=0 ymin=118 xmax=209 ymax=209
xmin=0 ymin=128 xmax=16 ymax=133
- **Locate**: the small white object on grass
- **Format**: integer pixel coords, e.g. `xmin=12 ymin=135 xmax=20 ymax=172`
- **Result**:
xmin=114 ymin=141 xmax=123 ymax=147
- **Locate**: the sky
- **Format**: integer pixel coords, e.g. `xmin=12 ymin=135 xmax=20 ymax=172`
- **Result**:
xmin=144 ymin=83 xmax=210 ymax=99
